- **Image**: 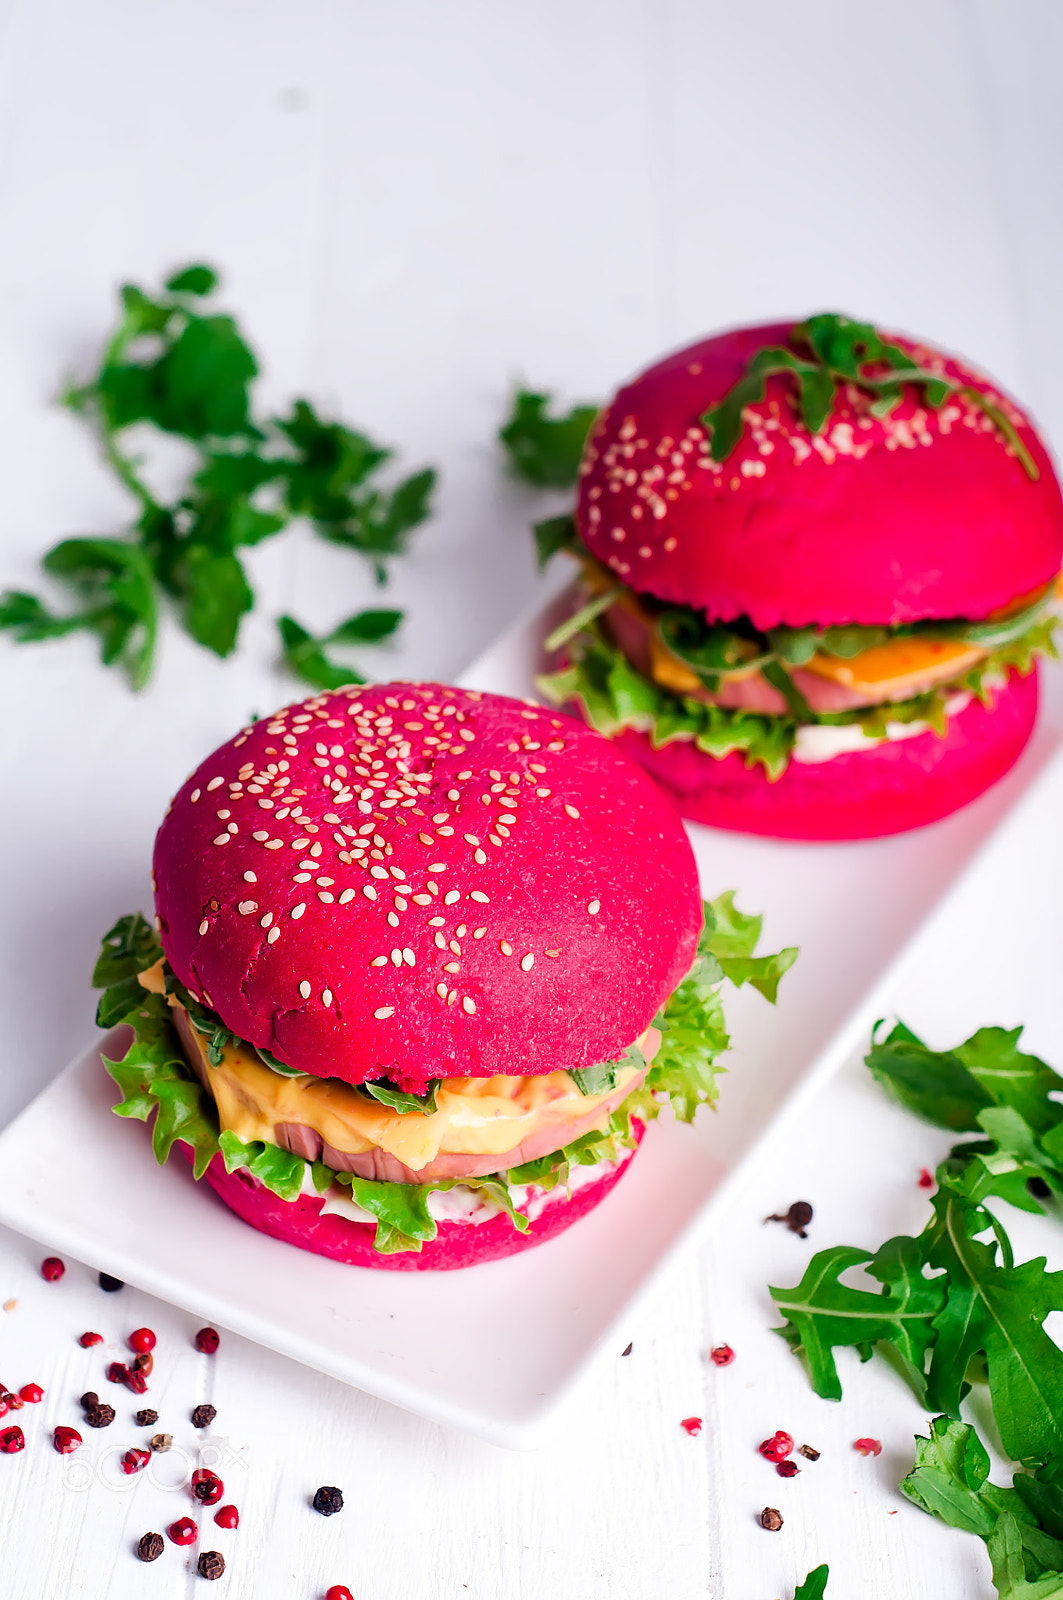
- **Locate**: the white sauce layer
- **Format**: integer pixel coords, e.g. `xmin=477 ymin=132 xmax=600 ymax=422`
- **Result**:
xmin=792 ymin=691 xmax=973 ymax=765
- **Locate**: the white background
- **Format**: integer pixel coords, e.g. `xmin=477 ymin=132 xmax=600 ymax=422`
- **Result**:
xmin=0 ymin=2 xmax=1062 ymax=1596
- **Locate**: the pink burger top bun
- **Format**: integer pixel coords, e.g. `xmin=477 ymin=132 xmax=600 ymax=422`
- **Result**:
xmin=153 ymin=683 xmax=701 ymax=1091
xmin=576 ymin=320 xmax=1063 ymax=631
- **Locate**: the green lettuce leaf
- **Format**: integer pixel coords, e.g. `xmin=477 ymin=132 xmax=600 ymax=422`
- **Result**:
xmin=101 ymin=990 xmax=220 ymax=1179
xmin=537 ymin=606 xmax=1057 ymax=778
xmin=217 ymin=1131 xmax=310 ymax=1203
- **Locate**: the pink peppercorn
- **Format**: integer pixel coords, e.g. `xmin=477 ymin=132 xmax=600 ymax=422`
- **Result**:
xmin=759 ymin=1431 xmax=794 ymax=1463
xmin=193 ymin=1327 xmax=220 ymax=1354
xmin=78 ymin=1332 xmax=103 ymax=1348
xmin=53 ymin=1426 xmax=82 ymax=1454
xmin=40 ymin=1257 xmax=65 ymax=1282
xmin=214 ymin=1504 xmax=239 ymax=1530
xmin=709 ymin=1345 xmax=735 ymax=1366
xmin=776 ymin=1459 xmax=800 ymax=1478
xmin=680 ymin=1417 xmax=703 ymax=1437
xmin=918 ymin=1169 xmax=934 ymax=1189
xmin=854 ymin=1437 xmax=882 ymax=1457
xmin=18 ymin=1384 xmax=44 ymax=1404
xmin=0 ymin=1426 xmax=26 ymax=1453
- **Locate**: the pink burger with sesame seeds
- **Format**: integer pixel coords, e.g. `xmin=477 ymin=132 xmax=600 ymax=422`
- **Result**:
xmin=93 ymin=684 xmax=794 ymax=1269
xmin=538 ymin=314 xmax=1063 ymax=839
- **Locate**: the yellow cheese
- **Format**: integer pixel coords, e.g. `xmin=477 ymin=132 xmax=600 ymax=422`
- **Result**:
xmin=179 ymin=1013 xmax=656 ymax=1172
xmin=647 ymin=629 xmax=703 ymax=694
xmin=802 ymin=636 xmax=986 ymax=697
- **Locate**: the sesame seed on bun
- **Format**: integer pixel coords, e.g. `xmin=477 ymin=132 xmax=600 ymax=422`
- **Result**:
xmin=154 ymin=683 xmax=701 ymax=1091
xmin=576 ymin=321 xmax=1063 ymax=631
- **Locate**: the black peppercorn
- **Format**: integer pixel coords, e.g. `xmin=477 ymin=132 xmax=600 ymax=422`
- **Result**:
xmin=759 ymin=1507 xmax=784 ymax=1531
xmin=798 ymin=1443 xmax=821 ymax=1461
xmin=191 ymin=1403 xmax=217 ymax=1429
xmin=84 ymin=1403 xmax=116 ymax=1429
xmin=135 ymin=1408 xmax=159 ymax=1427
xmin=137 ymin=1532 xmax=164 ymax=1563
xmin=197 ymin=1550 xmax=226 ymax=1580
xmin=766 ymin=1201 xmax=814 ymax=1238
xmin=98 ymin=1272 xmax=124 ymax=1292
xmin=79 ymin=1391 xmax=99 ymax=1410
xmin=312 ymin=1485 xmax=344 ymax=1516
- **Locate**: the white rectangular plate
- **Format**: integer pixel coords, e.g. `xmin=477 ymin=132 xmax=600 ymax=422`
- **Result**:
xmin=0 ymin=589 xmax=1059 ymax=1449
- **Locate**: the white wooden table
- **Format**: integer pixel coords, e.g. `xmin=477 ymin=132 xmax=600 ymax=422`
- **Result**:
xmin=1 ymin=3 xmax=1062 ymax=1595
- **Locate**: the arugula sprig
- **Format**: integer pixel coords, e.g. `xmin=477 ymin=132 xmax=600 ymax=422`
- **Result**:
xmin=1 ymin=265 xmax=435 ymax=687
xmin=793 ymin=1569 xmax=830 ymax=1600
xmin=772 ymin=1021 xmax=1063 ymax=1467
xmin=702 ymin=312 xmax=1039 ymax=479
xmin=276 ymin=608 xmax=403 ymax=691
xmin=498 ymin=389 xmax=599 ymax=489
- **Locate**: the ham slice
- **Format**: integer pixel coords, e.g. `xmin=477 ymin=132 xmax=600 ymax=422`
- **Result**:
xmin=273 ymin=1068 xmax=646 ymax=1183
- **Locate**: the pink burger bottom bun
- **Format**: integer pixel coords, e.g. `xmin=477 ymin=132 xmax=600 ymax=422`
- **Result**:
xmin=607 ymin=667 xmax=1038 ymax=841
xmin=178 ymin=1130 xmax=642 ymax=1271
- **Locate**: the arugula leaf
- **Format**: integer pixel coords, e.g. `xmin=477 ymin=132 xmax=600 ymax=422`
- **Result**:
xmin=533 ymin=513 xmax=581 ymax=570
xmin=901 ymin=1419 xmax=1063 ymax=1597
xmin=794 ymin=1568 xmax=830 ymax=1600
xmin=4 ymin=266 xmax=434 ymax=686
xmin=869 ymin=1021 xmax=1063 ymax=1136
xmin=361 ymin=1078 xmax=440 ymax=1116
xmin=771 ymin=1236 xmax=945 ymax=1402
xmin=93 ymin=912 xmax=163 ymax=988
xmin=499 ymin=388 xmax=599 ymax=488
xmin=277 ymin=608 xmax=403 ymax=691
xmin=702 ymin=312 xmax=1040 ymax=480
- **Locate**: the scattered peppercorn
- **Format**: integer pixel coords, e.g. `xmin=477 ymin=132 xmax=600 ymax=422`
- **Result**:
xmin=132 ymin=1351 xmax=154 ymax=1376
xmin=759 ymin=1507 xmax=784 ymax=1532
xmin=150 ymin=1433 xmax=172 ymax=1453
xmin=776 ymin=1460 xmax=800 ymax=1478
xmin=121 ymin=1447 xmax=151 ymax=1475
xmin=759 ymin=1431 xmax=795 ymax=1463
xmin=854 ymin=1437 xmax=882 ymax=1457
xmin=0 ymin=1426 xmax=25 ymax=1453
xmin=680 ymin=1417 xmax=703 ymax=1436
xmin=192 ymin=1404 xmax=217 ymax=1429
xmin=106 ymin=1363 xmax=129 ymax=1386
xmin=40 ymin=1257 xmax=65 ymax=1282
xmin=326 ymin=1588 xmax=355 ymax=1600
xmin=84 ymin=1404 xmax=116 ymax=1429
xmin=79 ymin=1391 xmax=99 ymax=1410
xmin=798 ymin=1444 xmax=821 ymax=1461
xmin=621 ymin=1342 xmax=633 ymax=1357
xmin=168 ymin=1516 xmax=198 ymax=1546
xmin=18 ymin=1383 xmax=44 ymax=1404
xmin=98 ymin=1273 xmax=124 ymax=1292
xmin=709 ymin=1345 xmax=735 ymax=1366
xmin=214 ymin=1504 xmax=239 ymax=1530
xmin=766 ymin=1201 xmax=813 ymax=1238
xmin=53 ymin=1426 xmax=82 ymax=1454
xmin=126 ymin=1368 xmax=149 ymax=1395
xmin=192 ymin=1469 xmax=225 ymax=1505
xmin=197 ymin=1551 xmax=226 ymax=1581
xmin=128 ymin=1328 xmax=157 ymax=1354
xmin=2 ymin=1391 xmax=23 ymax=1410
xmin=135 ymin=1409 xmax=159 ymax=1427
xmin=137 ymin=1533 xmax=165 ymax=1563
xmin=918 ymin=1168 xmax=935 ymax=1190
xmin=194 ymin=1328 xmax=220 ymax=1354
xmin=78 ymin=1332 xmax=103 ymax=1348
xmin=313 ymin=1486 xmax=344 ymax=1517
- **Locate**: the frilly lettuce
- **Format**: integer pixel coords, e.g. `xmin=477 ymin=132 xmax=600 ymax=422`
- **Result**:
xmin=94 ymin=897 xmax=795 ymax=1252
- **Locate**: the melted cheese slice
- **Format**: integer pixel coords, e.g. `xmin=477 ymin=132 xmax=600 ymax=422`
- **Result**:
xmin=145 ymin=956 xmax=656 ymax=1172
xmin=802 ymin=636 xmax=986 ymax=696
